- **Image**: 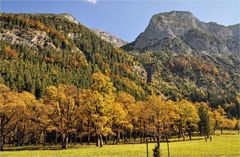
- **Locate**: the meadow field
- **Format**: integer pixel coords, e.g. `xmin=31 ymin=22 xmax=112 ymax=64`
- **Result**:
xmin=1 ymin=132 xmax=239 ymax=157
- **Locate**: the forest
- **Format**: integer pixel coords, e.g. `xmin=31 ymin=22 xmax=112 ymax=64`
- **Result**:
xmin=0 ymin=71 xmax=239 ymax=151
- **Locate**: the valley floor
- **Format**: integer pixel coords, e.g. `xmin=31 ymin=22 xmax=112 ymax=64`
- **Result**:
xmin=1 ymin=133 xmax=239 ymax=157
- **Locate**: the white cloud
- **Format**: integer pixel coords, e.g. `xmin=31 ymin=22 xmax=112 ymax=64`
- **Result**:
xmin=84 ymin=0 xmax=97 ymax=4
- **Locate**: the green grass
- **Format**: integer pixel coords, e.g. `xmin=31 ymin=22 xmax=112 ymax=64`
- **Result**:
xmin=1 ymin=134 xmax=239 ymax=157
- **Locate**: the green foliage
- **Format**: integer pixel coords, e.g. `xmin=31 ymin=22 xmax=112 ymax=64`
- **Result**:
xmin=0 ymin=13 xmax=147 ymax=99
xmin=134 ymin=51 xmax=240 ymax=116
xmin=197 ymin=103 xmax=214 ymax=137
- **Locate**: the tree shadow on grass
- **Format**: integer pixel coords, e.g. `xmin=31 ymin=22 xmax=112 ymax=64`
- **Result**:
xmin=3 ymin=145 xmax=63 ymax=151
xmin=3 ymin=137 xmax=206 ymax=151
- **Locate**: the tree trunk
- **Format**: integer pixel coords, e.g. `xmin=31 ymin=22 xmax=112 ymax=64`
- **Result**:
xmin=79 ymin=135 xmax=83 ymax=145
xmin=74 ymin=134 xmax=77 ymax=145
xmin=0 ymin=124 xmax=3 ymax=151
xmin=117 ymin=130 xmax=120 ymax=143
xmin=96 ymin=134 xmax=104 ymax=147
xmin=156 ymin=135 xmax=160 ymax=147
xmin=129 ymin=130 xmax=132 ymax=142
xmin=166 ymin=134 xmax=170 ymax=157
xmin=181 ymin=132 xmax=185 ymax=141
xmin=96 ymin=135 xmax=100 ymax=147
xmin=87 ymin=121 xmax=91 ymax=145
xmin=87 ymin=134 xmax=90 ymax=145
xmin=188 ymin=130 xmax=192 ymax=140
xmin=104 ymin=136 xmax=108 ymax=145
xmin=122 ymin=132 xmax=126 ymax=144
xmin=178 ymin=125 xmax=181 ymax=141
xmin=143 ymin=123 xmax=146 ymax=142
xmin=99 ymin=134 xmax=103 ymax=147
xmin=43 ymin=131 xmax=46 ymax=146
xmin=8 ymin=136 xmax=11 ymax=147
xmin=112 ymin=135 xmax=116 ymax=144
xmin=61 ymin=133 xmax=68 ymax=149
xmin=156 ymin=124 xmax=160 ymax=148
xmin=55 ymin=131 xmax=58 ymax=145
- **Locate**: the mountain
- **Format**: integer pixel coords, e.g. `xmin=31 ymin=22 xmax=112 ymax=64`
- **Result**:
xmin=92 ymin=29 xmax=128 ymax=47
xmin=0 ymin=13 xmax=148 ymax=99
xmin=124 ymin=11 xmax=240 ymax=59
xmin=123 ymin=11 xmax=240 ymax=111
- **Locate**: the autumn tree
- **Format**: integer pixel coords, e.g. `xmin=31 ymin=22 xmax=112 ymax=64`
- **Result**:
xmin=213 ymin=106 xmax=227 ymax=134
xmin=0 ymin=84 xmax=26 ymax=151
xmin=12 ymin=92 xmax=46 ymax=146
xmin=43 ymin=84 xmax=80 ymax=149
xmin=147 ymin=95 xmax=163 ymax=149
xmin=115 ymin=91 xmax=136 ymax=142
xmin=176 ymin=99 xmax=199 ymax=140
xmin=79 ymin=89 xmax=111 ymax=146
xmin=111 ymin=102 xmax=132 ymax=144
xmin=79 ymin=72 xmax=115 ymax=147
xmin=161 ymin=100 xmax=180 ymax=142
xmin=146 ymin=95 xmax=179 ymax=156
xmin=197 ymin=102 xmax=214 ymax=138
xmin=24 ymin=92 xmax=47 ymax=145
xmin=135 ymin=101 xmax=151 ymax=143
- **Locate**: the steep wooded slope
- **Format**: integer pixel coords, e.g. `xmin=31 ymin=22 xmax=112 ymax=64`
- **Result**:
xmin=0 ymin=13 xmax=148 ymax=99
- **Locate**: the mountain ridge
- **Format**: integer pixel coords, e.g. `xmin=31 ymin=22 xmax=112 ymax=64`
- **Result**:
xmin=123 ymin=11 xmax=240 ymax=60
xmin=60 ymin=13 xmax=128 ymax=47
xmin=92 ymin=28 xmax=128 ymax=47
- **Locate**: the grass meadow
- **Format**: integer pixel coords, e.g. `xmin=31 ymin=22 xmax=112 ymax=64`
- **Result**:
xmin=1 ymin=131 xmax=239 ymax=157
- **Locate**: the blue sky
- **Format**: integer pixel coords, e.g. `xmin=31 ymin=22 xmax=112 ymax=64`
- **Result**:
xmin=1 ymin=0 xmax=240 ymax=42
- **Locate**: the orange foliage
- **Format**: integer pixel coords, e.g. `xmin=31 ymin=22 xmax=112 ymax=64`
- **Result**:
xmin=200 ymin=63 xmax=215 ymax=74
xmin=121 ymin=63 xmax=132 ymax=74
xmin=3 ymin=46 xmax=18 ymax=58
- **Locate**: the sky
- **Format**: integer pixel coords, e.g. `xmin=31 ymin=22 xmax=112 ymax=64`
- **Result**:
xmin=1 ymin=0 xmax=240 ymax=42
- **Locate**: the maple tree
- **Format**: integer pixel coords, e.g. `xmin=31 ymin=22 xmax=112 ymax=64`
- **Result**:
xmin=0 ymin=84 xmax=27 ymax=151
xmin=42 ymin=84 xmax=80 ymax=149
xmin=111 ymin=102 xmax=132 ymax=144
xmin=176 ymin=99 xmax=199 ymax=140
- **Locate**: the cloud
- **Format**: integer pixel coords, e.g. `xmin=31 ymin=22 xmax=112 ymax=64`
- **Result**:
xmin=84 ymin=0 xmax=97 ymax=4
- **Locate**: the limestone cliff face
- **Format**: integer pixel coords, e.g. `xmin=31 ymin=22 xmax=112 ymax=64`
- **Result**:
xmin=92 ymin=29 xmax=127 ymax=47
xmin=124 ymin=11 xmax=240 ymax=59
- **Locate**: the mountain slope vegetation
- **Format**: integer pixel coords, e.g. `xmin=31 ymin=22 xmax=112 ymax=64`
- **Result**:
xmin=0 ymin=12 xmax=239 ymax=116
xmin=123 ymin=11 xmax=240 ymax=116
xmin=0 ymin=13 xmax=148 ymax=99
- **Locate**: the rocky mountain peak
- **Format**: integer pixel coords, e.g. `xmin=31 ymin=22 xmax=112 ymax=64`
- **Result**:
xmin=124 ymin=11 xmax=239 ymax=59
xmin=132 ymin=11 xmax=207 ymax=50
xmin=151 ymin=11 xmax=197 ymax=25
